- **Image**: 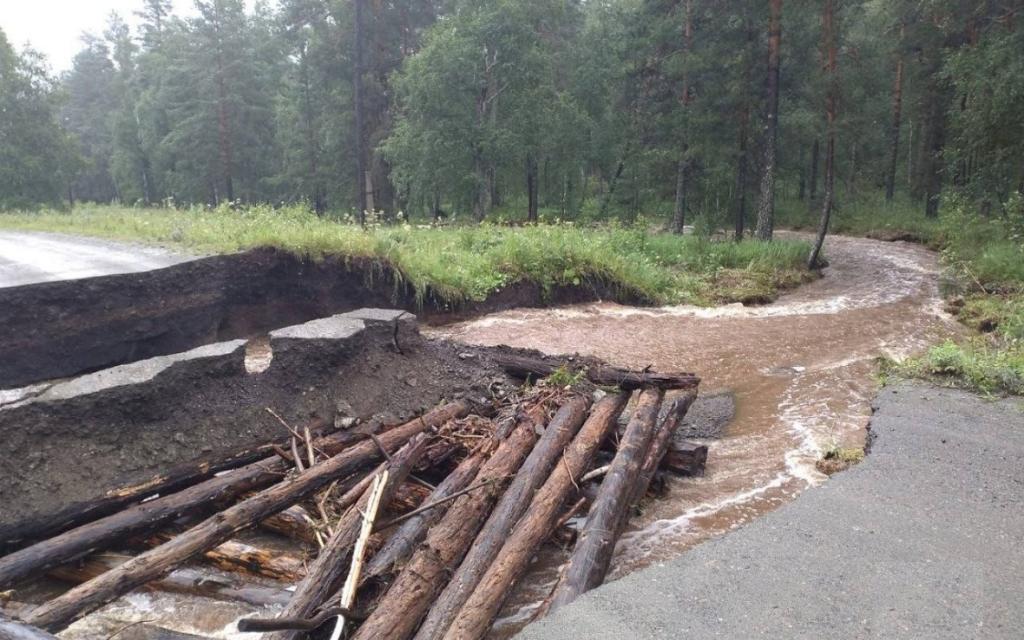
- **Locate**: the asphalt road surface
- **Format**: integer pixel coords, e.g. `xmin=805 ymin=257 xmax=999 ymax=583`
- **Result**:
xmin=518 ymin=382 xmax=1024 ymax=640
xmin=0 ymin=231 xmax=191 ymax=289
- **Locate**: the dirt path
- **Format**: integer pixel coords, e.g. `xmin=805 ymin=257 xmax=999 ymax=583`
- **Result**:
xmin=428 ymin=233 xmax=962 ymax=632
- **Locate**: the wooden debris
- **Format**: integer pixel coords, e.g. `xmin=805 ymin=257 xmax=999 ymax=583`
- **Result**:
xmin=439 ymin=392 xmax=630 ymax=640
xmin=631 ymin=391 xmax=698 ymax=506
xmin=260 ymin=504 xmax=319 ymax=545
xmin=364 ymin=445 xmax=492 ymax=581
xmin=0 ymin=402 xmax=468 ymax=591
xmin=145 ymin=533 xmax=306 ymax=583
xmin=415 ymin=396 xmax=591 ymax=640
xmin=265 ymin=434 xmax=431 ymax=640
xmin=661 ymin=441 xmax=709 ymax=477
xmin=349 ymin=402 xmax=549 ymax=640
xmin=491 ymin=353 xmax=699 ymax=390
xmin=544 ymin=388 xmax=665 ymax=614
xmin=24 ymin=402 xmax=467 ymax=632
xmin=47 ymin=554 xmax=291 ymax=608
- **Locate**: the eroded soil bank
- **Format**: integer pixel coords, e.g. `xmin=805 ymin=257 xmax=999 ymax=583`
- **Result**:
xmin=430 ymin=233 xmax=962 ymax=632
xmin=0 ymin=247 xmax=641 ymax=389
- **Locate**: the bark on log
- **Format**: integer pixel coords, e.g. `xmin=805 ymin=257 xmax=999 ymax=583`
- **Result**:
xmin=0 ymin=613 xmax=58 ymax=640
xmin=350 ymin=405 xmax=549 ymax=640
xmin=491 ymin=353 xmax=698 ymax=390
xmin=545 ymin=388 xmax=664 ymax=613
xmin=24 ymin=402 xmax=468 ymax=633
xmin=260 ymin=505 xmax=319 ymax=545
xmin=661 ymin=441 xmax=708 ymax=477
xmin=415 ymin=396 xmax=591 ymax=640
xmin=441 ymin=392 xmax=630 ymax=640
xmin=364 ymin=446 xmax=491 ymax=581
xmin=630 ymin=391 xmax=698 ymax=506
xmin=47 ymin=554 xmax=291 ymax=608
xmin=0 ymin=419 xmax=332 ymax=552
xmin=267 ymin=434 xmax=431 ymax=640
xmin=0 ymin=402 xmax=468 ymax=591
xmin=145 ymin=533 xmax=306 ymax=583
xmin=388 ymin=483 xmax=432 ymax=514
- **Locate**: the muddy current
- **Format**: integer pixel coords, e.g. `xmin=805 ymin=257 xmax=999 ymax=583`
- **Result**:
xmin=428 ymin=233 xmax=960 ymax=635
xmin=54 ymin=234 xmax=958 ymax=639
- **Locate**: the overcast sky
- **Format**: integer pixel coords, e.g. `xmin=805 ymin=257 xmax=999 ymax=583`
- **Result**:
xmin=1 ymin=1 xmax=253 ymax=73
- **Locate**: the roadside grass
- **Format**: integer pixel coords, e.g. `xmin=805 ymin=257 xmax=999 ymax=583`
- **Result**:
xmin=0 ymin=203 xmax=813 ymax=307
xmin=816 ymin=443 xmax=866 ymax=475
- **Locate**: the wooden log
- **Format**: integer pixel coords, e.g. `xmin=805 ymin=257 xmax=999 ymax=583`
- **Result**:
xmin=24 ymin=402 xmax=468 ymax=633
xmin=661 ymin=441 xmax=709 ymax=477
xmin=388 ymin=483 xmax=432 ymax=514
xmin=364 ymin=447 xmax=491 ymax=581
xmin=0 ymin=401 xmax=469 ymax=591
xmin=490 ymin=353 xmax=699 ymax=390
xmin=438 ymin=392 xmax=630 ymax=640
xmin=349 ymin=405 xmax=548 ymax=640
xmin=145 ymin=533 xmax=305 ymax=583
xmin=0 ymin=613 xmax=58 ymax=640
xmin=260 ymin=504 xmax=319 ymax=545
xmin=265 ymin=434 xmax=432 ymax=640
xmin=0 ymin=419 xmax=332 ymax=553
xmin=630 ymin=391 xmax=698 ymax=506
xmin=47 ymin=554 xmax=292 ymax=608
xmin=414 ymin=396 xmax=591 ymax=640
xmin=544 ymin=388 xmax=664 ymax=614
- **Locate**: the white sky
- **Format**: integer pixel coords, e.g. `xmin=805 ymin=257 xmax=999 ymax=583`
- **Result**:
xmin=1 ymin=0 xmax=252 ymax=73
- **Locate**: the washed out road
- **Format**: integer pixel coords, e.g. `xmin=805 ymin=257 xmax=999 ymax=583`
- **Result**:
xmin=0 ymin=231 xmax=190 ymax=289
xmin=518 ymin=382 xmax=1024 ymax=639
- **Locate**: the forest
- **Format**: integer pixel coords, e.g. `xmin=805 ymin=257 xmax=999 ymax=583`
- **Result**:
xmin=2 ymin=1 xmax=1023 ymax=393
xmin=1 ymin=0 xmax=1021 ymax=233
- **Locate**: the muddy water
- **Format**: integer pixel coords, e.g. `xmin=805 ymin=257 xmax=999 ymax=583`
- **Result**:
xmin=428 ymin=234 xmax=961 ymax=634
xmin=53 ymin=235 xmax=958 ymax=640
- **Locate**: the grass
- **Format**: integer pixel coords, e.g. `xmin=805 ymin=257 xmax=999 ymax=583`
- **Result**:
xmin=816 ymin=443 xmax=866 ymax=475
xmin=0 ymin=203 xmax=814 ymax=307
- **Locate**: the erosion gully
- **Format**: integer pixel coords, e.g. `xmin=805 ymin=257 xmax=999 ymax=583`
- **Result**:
xmin=58 ymin=234 xmax=958 ymax=640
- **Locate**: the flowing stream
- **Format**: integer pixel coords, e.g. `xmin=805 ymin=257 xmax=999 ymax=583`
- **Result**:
xmin=428 ymin=233 xmax=960 ymax=636
xmin=55 ymin=234 xmax=958 ymax=639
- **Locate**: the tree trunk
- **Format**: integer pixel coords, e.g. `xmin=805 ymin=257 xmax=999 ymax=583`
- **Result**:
xmin=414 ymin=397 xmax=591 ymax=640
xmin=526 ymin=155 xmax=539 ymax=222
xmin=0 ymin=407 xmax=461 ymax=590
xmin=23 ymin=403 xmax=470 ymax=632
xmin=353 ymin=0 xmax=368 ymax=223
xmin=598 ymin=155 xmax=627 ymax=218
xmin=490 ymin=352 xmax=699 ymax=390
xmin=885 ymin=23 xmax=905 ymax=202
xmin=439 ymin=393 xmax=631 ymax=640
xmin=808 ymin=0 xmax=837 ymax=270
xmin=755 ymin=0 xmax=783 ymax=241
xmin=48 ymin=554 xmax=291 ymax=608
xmin=807 ymin=138 xmax=820 ymax=210
xmin=544 ymin=389 xmax=665 ymax=613
xmin=213 ymin=7 xmax=234 ymax=205
xmin=671 ymin=159 xmax=688 ymax=234
xmin=350 ymin=410 xmax=548 ymax=640
xmin=629 ymin=391 xmax=698 ymax=506
xmin=734 ymin=113 xmax=749 ymax=241
xmin=0 ymin=423 xmax=331 ymax=554
xmin=798 ymin=145 xmax=806 ymax=200
xmin=364 ymin=447 xmax=492 ymax=581
xmin=267 ymin=434 xmax=432 ymax=640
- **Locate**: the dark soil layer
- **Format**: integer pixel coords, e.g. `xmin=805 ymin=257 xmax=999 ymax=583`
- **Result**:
xmin=0 ymin=316 xmax=516 ymax=550
xmin=0 ymin=248 xmax=642 ymax=389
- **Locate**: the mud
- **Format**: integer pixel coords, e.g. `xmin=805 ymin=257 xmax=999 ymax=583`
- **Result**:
xmin=0 ymin=310 xmax=515 ymax=548
xmin=0 ymin=248 xmax=642 ymax=389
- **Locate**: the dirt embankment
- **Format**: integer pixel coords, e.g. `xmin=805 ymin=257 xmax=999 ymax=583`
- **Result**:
xmin=0 ymin=248 xmax=642 ymax=389
xmin=0 ymin=311 xmax=521 ymax=550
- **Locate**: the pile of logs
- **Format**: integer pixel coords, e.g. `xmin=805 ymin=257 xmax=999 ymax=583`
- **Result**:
xmin=0 ymin=355 xmax=701 ymax=640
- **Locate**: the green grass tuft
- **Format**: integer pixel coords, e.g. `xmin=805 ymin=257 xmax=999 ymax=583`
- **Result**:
xmin=0 ymin=203 xmax=813 ymax=308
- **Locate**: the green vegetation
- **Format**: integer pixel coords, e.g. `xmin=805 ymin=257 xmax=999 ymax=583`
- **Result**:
xmin=890 ymin=340 xmax=1024 ymax=397
xmin=0 ymin=204 xmax=813 ymax=307
xmin=816 ymin=443 xmax=866 ymax=475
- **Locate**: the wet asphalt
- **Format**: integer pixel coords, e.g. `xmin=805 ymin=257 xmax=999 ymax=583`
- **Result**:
xmin=0 ymin=231 xmax=190 ymax=288
xmin=517 ymin=382 xmax=1024 ymax=639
